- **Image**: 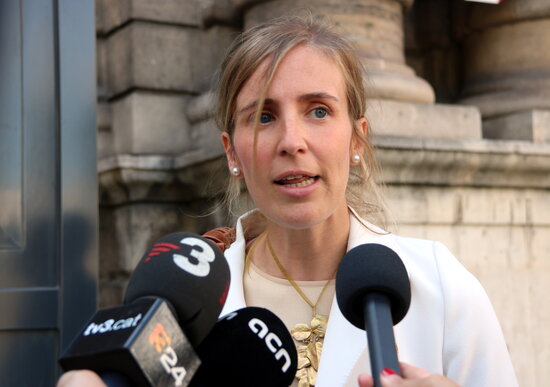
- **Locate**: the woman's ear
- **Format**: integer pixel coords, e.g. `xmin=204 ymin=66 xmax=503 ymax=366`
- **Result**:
xmin=351 ymin=117 xmax=368 ymax=155
xmin=221 ymin=132 xmax=241 ymax=172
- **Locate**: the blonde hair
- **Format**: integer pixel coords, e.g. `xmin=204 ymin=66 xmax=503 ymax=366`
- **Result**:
xmin=215 ymin=15 xmax=387 ymax=227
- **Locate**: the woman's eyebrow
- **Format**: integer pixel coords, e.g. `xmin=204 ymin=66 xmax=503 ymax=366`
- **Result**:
xmin=237 ymin=98 xmax=275 ymax=116
xmin=299 ymin=92 xmax=339 ymax=102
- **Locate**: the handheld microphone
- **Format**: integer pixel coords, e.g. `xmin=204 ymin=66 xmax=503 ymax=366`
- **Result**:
xmin=59 ymin=233 xmax=231 ymax=387
xmin=189 ymin=307 xmax=298 ymax=387
xmin=335 ymin=243 xmax=411 ymax=387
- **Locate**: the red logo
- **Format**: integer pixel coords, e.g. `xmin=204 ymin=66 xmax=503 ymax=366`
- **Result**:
xmin=144 ymin=242 xmax=181 ymax=262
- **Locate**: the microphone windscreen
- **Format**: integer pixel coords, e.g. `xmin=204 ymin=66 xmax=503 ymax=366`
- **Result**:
xmin=124 ymin=232 xmax=231 ymax=347
xmin=190 ymin=307 xmax=298 ymax=387
xmin=336 ymin=243 xmax=411 ymax=329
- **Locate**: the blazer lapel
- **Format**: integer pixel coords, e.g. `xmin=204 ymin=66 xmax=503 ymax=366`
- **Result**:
xmin=316 ymin=210 xmax=411 ymax=386
xmin=219 ymin=220 xmax=247 ymax=316
xmin=316 ymin=294 xmax=368 ymax=386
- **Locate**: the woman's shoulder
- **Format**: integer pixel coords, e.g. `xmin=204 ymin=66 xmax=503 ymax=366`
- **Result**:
xmin=351 ymin=213 xmax=474 ymax=289
xmin=390 ymin=234 xmax=453 ymax=265
xmin=350 ymin=210 xmax=446 ymax=262
xmin=383 ymin=233 xmax=474 ymax=284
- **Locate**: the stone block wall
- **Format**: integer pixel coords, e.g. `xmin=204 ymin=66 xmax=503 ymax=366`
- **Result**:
xmin=376 ymin=136 xmax=550 ymax=387
xmin=95 ymin=0 xmax=239 ymax=303
xmin=95 ymin=1 xmax=550 ymax=386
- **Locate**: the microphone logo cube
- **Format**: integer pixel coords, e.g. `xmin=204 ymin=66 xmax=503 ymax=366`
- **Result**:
xmin=60 ymin=298 xmax=201 ymax=386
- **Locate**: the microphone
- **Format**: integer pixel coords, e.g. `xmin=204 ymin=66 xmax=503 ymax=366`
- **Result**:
xmin=189 ymin=307 xmax=298 ymax=387
xmin=335 ymin=243 xmax=411 ymax=387
xmin=124 ymin=232 xmax=231 ymax=347
xmin=59 ymin=233 xmax=231 ymax=386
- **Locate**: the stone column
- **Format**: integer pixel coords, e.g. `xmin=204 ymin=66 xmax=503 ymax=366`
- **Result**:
xmin=459 ymin=0 xmax=550 ymax=142
xmin=245 ymin=0 xmax=434 ymax=104
xmin=243 ymin=0 xmax=482 ymax=140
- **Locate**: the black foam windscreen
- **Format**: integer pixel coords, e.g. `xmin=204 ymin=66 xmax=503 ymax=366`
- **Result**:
xmin=336 ymin=243 xmax=411 ymax=329
xmin=124 ymin=232 xmax=231 ymax=348
xmin=190 ymin=307 xmax=298 ymax=387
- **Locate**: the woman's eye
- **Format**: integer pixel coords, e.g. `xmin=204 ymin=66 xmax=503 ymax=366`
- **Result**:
xmin=259 ymin=112 xmax=273 ymax=124
xmin=311 ymin=107 xmax=328 ymax=119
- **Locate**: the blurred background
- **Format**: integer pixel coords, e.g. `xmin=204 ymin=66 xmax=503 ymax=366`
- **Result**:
xmin=1 ymin=0 xmax=548 ymax=385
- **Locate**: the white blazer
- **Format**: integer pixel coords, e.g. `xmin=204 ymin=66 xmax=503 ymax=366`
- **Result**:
xmin=220 ymin=210 xmax=519 ymax=387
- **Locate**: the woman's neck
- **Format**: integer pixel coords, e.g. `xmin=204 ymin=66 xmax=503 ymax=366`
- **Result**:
xmin=250 ymin=207 xmax=350 ymax=281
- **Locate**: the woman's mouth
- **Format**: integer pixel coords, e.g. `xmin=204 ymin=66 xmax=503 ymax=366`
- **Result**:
xmin=275 ymin=174 xmax=318 ymax=188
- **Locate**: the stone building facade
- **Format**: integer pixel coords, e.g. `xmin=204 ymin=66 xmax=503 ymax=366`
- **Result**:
xmin=95 ymin=1 xmax=550 ymax=385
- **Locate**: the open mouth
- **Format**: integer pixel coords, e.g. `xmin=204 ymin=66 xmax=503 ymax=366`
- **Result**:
xmin=274 ymin=174 xmax=319 ymax=188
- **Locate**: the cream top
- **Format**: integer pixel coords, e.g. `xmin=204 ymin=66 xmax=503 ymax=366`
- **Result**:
xmin=244 ymin=261 xmax=335 ymax=332
xmin=244 ymin=261 xmax=335 ymax=387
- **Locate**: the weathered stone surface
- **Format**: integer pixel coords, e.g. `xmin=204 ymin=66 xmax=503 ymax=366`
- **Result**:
xmin=97 ymin=102 xmax=114 ymax=159
xmin=379 ymin=134 xmax=550 ymax=387
xmin=96 ymin=37 xmax=108 ymax=98
xmin=244 ymin=0 xmax=434 ymax=104
xmin=95 ymin=0 xmax=252 ymax=34
xmin=467 ymin=0 xmax=550 ymax=31
xmin=96 ymin=102 xmax=112 ymax=132
xmin=186 ymin=91 xmax=215 ymax=124
xmin=483 ymin=110 xmax=550 ymax=143
xmin=105 ymin=92 xmax=222 ymax=158
xmin=386 ymin=186 xmax=550 ymax=227
xmin=105 ymin=22 xmax=235 ymax=98
xmin=477 ymin=268 xmax=548 ymax=387
xmin=394 ymin=220 xmax=548 ymax=385
xmin=394 ymin=223 xmax=549 ymax=273
xmin=96 ymin=0 xmax=204 ymax=33
xmin=464 ymin=19 xmax=550 ymax=90
xmin=111 ymin=92 xmax=191 ymax=154
xmin=373 ymin=136 xmax=550 ymax=188
xmin=367 ymin=99 xmax=481 ymax=139
xmin=98 ymin=136 xmax=550 ymax=206
xmin=460 ymin=3 xmax=550 ymax=118
xmin=189 ymin=118 xmax=224 ymax=155
xmin=98 ymin=153 xmax=226 ymax=205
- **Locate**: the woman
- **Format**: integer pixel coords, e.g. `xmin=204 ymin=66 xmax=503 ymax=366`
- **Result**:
xmin=212 ymin=15 xmax=517 ymax=387
xmin=58 ymin=16 xmax=518 ymax=387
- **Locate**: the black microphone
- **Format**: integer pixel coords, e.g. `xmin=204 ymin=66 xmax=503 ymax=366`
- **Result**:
xmin=59 ymin=233 xmax=231 ymax=386
xmin=189 ymin=307 xmax=298 ymax=387
xmin=335 ymin=243 xmax=411 ymax=387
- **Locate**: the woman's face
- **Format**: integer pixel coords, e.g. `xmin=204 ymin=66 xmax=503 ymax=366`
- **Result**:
xmin=223 ymin=44 xmax=366 ymax=229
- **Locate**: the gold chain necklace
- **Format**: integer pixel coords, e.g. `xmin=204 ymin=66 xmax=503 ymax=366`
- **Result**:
xmin=265 ymin=232 xmax=335 ymax=387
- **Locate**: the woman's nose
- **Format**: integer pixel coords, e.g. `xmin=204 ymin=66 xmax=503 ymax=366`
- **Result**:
xmin=276 ymin=115 xmax=308 ymax=156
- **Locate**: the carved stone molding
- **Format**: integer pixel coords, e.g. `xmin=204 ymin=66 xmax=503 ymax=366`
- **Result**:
xmin=98 ymin=147 xmax=226 ymax=206
xmin=374 ymin=136 xmax=550 ymax=189
xmin=98 ymin=137 xmax=550 ymax=209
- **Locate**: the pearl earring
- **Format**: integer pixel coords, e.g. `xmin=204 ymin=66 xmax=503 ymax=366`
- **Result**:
xmin=352 ymin=154 xmax=361 ymax=164
xmin=231 ymin=167 xmax=240 ymax=176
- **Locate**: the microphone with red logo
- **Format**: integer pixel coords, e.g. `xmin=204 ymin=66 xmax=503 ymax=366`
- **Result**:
xmin=59 ymin=233 xmax=231 ymax=387
xmin=189 ymin=307 xmax=297 ymax=387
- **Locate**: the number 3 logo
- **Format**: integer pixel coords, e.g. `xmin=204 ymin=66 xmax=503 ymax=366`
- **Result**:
xmin=172 ymin=237 xmax=215 ymax=277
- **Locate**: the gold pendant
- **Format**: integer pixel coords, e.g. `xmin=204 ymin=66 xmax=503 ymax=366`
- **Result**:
xmin=311 ymin=315 xmax=327 ymax=338
xmin=292 ymin=323 xmax=313 ymax=342
xmin=290 ymin=314 xmax=328 ymax=386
